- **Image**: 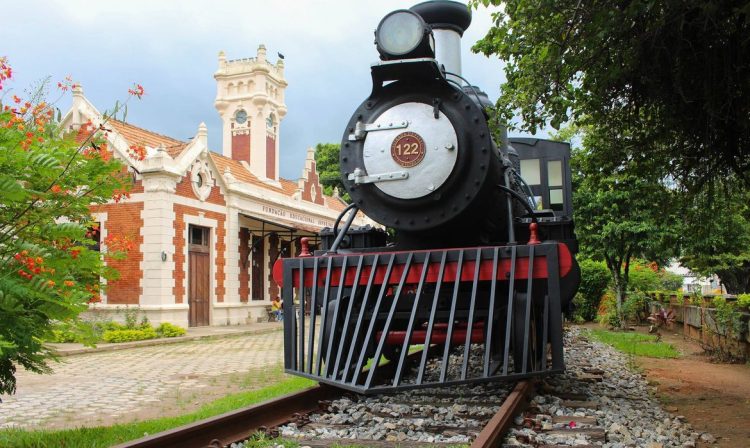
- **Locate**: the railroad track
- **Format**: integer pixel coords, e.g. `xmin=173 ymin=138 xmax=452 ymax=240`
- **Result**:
xmin=113 ymin=377 xmax=534 ymax=448
xmin=116 ymin=327 xmax=710 ymax=448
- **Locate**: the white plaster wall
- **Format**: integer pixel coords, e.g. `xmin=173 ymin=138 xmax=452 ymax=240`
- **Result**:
xmin=140 ymin=192 xmax=176 ymax=307
xmin=213 ymin=302 xmax=255 ymax=325
xmin=91 ymin=211 xmax=108 ymax=303
xmin=82 ymin=304 xmax=190 ymax=328
xmin=224 ymin=210 xmax=241 ymax=305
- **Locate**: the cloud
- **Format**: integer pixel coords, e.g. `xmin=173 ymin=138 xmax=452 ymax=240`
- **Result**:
xmin=2 ymin=0 xmax=509 ymax=179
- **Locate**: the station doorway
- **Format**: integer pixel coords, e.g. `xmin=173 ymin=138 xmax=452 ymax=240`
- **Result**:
xmin=188 ymin=225 xmax=211 ymax=327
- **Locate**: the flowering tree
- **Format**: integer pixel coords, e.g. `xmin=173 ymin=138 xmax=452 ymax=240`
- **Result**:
xmin=0 ymin=58 xmax=140 ymax=395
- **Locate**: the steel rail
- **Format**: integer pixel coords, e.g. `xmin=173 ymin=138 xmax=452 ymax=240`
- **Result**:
xmin=114 ymin=350 xmax=430 ymax=448
xmin=471 ymin=380 xmax=535 ymax=448
xmin=115 ymin=358 xmax=533 ymax=448
xmin=112 ymin=384 xmax=342 ymax=448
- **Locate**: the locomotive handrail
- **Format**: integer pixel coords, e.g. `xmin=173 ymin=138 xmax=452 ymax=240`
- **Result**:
xmin=328 ymin=203 xmax=359 ymax=253
xmin=497 ymin=184 xmax=538 ymax=223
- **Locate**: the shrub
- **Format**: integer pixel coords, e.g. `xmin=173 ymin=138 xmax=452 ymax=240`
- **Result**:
xmin=572 ymin=259 xmax=610 ymax=321
xmin=737 ymin=294 xmax=750 ymax=309
xmin=156 ymin=322 xmax=186 ymax=338
xmin=102 ymin=327 xmax=157 ymax=343
xmin=123 ymin=307 xmax=140 ymax=329
xmin=47 ymin=320 xmax=100 ymax=344
xmin=648 ymin=307 xmax=676 ymax=329
xmin=0 ymin=67 xmax=137 ymax=394
xmin=49 ymin=327 xmax=79 ymax=343
xmin=628 ymin=260 xmax=661 ymax=292
xmin=597 ymin=291 xmax=621 ymax=328
xmin=623 ymin=290 xmax=650 ymax=323
xmin=96 ymin=321 xmax=125 ymax=332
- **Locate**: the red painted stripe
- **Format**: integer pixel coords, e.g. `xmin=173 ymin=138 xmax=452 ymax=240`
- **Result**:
xmin=377 ymin=326 xmax=486 ymax=345
xmin=272 ymin=243 xmax=573 ymax=287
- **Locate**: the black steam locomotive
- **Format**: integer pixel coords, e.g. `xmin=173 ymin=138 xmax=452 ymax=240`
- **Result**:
xmin=274 ymin=0 xmax=580 ymax=394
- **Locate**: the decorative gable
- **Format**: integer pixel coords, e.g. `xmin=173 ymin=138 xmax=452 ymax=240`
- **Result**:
xmin=189 ymin=159 xmax=215 ymax=201
xmin=298 ymin=147 xmax=325 ymax=205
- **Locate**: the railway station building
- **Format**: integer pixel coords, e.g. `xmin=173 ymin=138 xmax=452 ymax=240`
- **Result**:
xmin=62 ymin=45 xmax=366 ymax=327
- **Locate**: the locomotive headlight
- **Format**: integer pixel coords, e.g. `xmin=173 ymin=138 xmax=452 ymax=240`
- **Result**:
xmin=375 ymin=10 xmax=435 ymax=60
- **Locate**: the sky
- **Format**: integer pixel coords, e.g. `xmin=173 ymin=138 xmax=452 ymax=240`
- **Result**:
xmin=2 ymin=0 xmax=515 ymax=180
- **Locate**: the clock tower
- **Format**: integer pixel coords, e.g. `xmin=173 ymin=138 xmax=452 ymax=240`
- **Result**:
xmin=214 ymin=46 xmax=288 ymax=181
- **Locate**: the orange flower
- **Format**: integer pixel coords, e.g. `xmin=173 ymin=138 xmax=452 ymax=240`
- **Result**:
xmin=51 ymin=185 xmax=62 ymax=194
xmin=47 ymin=280 xmax=56 ymax=287
xmin=128 ymin=144 xmax=146 ymax=161
xmin=127 ymin=83 xmax=145 ymax=99
xmin=64 ymin=280 xmax=75 ymax=287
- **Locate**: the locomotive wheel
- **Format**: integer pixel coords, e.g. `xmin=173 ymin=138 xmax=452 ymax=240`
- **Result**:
xmin=321 ymin=296 xmax=358 ymax=378
xmin=511 ymin=293 xmax=545 ymax=373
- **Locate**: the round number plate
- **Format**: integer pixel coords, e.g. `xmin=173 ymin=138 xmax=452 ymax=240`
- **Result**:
xmin=390 ymin=132 xmax=426 ymax=168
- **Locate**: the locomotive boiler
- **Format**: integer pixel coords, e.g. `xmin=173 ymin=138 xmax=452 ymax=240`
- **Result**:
xmin=273 ymin=0 xmax=580 ymax=394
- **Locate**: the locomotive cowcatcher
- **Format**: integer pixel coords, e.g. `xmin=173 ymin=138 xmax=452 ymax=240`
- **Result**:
xmin=272 ymin=0 xmax=580 ymax=394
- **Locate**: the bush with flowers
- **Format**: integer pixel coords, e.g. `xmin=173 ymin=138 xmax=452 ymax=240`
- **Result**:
xmin=0 ymin=57 xmax=142 ymax=395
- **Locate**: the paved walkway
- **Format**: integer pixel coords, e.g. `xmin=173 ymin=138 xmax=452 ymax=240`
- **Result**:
xmin=0 ymin=324 xmax=285 ymax=430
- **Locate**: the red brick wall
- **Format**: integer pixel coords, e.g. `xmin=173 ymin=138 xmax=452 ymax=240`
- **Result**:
xmin=92 ymin=202 xmax=144 ymax=305
xmin=173 ymin=204 xmax=226 ymax=304
xmin=232 ymin=132 xmax=250 ymax=163
xmin=174 ymin=175 xmax=226 ymax=206
xmin=131 ymin=177 xmax=144 ymax=194
xmin=238 ymin=228 xmax=249 ymax=302
xmin=266 ymin=135 xmax=275 ymax=179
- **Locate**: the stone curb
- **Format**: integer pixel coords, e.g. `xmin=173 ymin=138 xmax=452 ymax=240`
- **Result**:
xmin=49 ymin=326 xmax=283 ymax=357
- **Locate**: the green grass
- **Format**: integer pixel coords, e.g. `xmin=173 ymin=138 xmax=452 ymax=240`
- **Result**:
xmin=585 ymin=328 xmax=680 ymax=358
xmin=0 ymin=376 xmax=315 ymax=448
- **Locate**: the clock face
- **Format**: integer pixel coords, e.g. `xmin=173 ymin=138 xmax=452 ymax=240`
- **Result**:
xmin=235 ymin=110 xmax=247 ymax=124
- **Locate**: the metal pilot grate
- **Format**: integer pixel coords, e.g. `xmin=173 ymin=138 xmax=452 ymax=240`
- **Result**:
xmin=280 ymin=242 xmax=567 ymax=394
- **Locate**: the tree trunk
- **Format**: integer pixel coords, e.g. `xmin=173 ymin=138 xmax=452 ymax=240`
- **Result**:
xmin=605 ymin=255 xmax=627 ymax=329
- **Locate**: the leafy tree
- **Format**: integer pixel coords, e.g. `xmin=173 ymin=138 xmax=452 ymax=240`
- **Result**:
xmin=572 ymin=258 xmax=610 ymax=322
xmin=0 ymin=62 xmax=136 ymax=394
xmin=679 ymin=178 xmax=750 ymax=293
xmin=314 ymin=142 xmax=349 ymax=202
xmin=472 ymin=0 xmax=750 ymax=188
xmin=570 ymin=124 xmax=679 ymax=327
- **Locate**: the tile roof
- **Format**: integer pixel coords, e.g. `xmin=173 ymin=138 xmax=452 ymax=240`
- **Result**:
xmin=326 ymin=196 xmax=348 ymax=212
xmin=104 ymin=119 xmax=347 ymax=217
xmin=108 ymin=120 xmax=187 ymax=157
xmin=208 ymin=152 xmax=348 ymax=215
xmin=209 ymin=153 xmax=292 ymax=197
